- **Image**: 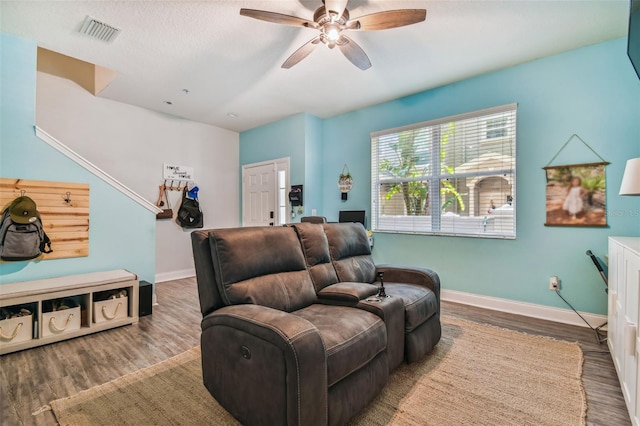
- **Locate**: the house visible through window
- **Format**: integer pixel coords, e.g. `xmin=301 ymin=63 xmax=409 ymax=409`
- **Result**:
xmin=371 ymin=103 xmax=517 ymax=239
xmin=485 ymin=116 xmax=509 ymax=139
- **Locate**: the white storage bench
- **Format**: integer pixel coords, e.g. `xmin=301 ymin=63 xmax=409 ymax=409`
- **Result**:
xmin=0 ymin=270 xmax=138 ymax=355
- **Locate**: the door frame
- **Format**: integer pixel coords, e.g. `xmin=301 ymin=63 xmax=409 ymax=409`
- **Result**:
xmin=241 ymin=157 xmax=290 ymax=227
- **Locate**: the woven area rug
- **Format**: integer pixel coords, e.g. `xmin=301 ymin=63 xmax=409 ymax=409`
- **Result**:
xmin=49 ymin=316 xmax=586 ymax=426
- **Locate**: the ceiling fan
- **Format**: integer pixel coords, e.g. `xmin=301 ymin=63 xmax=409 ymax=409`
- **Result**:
xmin=240 ymin=0 xmax=427 ymax=70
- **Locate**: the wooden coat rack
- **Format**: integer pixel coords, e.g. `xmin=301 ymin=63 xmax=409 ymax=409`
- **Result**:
xmin=0 ymin=178 xmax=90 ymax=261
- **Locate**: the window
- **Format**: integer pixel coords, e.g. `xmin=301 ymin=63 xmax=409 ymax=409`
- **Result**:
xmin=371 ymin=104 xmax=517 ymax=239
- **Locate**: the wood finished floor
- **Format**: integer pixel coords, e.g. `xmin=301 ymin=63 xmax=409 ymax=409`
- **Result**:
xmin=0 ymin=278 xmax=630 ymax=426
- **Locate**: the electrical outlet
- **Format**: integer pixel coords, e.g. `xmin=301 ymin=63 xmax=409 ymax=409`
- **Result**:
xmin=549 ymin=276 xmax=560 ymax=291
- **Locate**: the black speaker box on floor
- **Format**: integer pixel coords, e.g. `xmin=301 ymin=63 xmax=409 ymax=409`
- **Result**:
xmin=139 ymin=281 xmax=153 ymax=317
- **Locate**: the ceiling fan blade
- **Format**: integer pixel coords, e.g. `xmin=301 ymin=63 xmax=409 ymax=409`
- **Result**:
xmin=240 ymin=9 xmax=318 ymax=28
xmin=324 ymin=0 xmax=349 ymax=20
xmin=282 ymin=36 xmax=322 ymax=69
xmin=337 ymin=35 xmax=371 ymax=70
xmin=348 ymin=9 xmax=426 ymax=31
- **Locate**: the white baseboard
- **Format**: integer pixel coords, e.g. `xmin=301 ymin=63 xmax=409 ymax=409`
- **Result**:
xmin=155 ymin=268 xmax=195 ymax=284
xmin=442 ymin=289 xmax=607 ymax=329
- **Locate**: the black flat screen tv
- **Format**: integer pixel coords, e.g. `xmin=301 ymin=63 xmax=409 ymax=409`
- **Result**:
xmin=629 ymin=0 xmax=640 ymax=79
xmin=339 ymin=210 xmax=366 ymax=228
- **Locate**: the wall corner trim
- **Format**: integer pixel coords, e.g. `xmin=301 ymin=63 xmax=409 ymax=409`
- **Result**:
xmin=35 ymin=126 xmax=162 ymax=214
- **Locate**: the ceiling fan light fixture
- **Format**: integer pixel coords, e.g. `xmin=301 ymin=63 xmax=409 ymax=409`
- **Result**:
xmin=324 ymin=23 xmax=341 ymax=41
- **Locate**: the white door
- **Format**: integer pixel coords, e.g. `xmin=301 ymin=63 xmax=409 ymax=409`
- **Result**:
xmin=242 ymin=162 xmax=276 ymax=227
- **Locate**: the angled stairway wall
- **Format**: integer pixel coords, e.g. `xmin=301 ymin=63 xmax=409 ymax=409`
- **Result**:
xmin=0 ymin=32 xmax=157 ymax=285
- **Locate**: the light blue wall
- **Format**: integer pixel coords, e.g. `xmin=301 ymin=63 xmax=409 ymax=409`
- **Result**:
xmin=0 ymin=33 xmax=157 ymax=284
xmin=241 ymin=38 xmax=640 ymax=315
xmin=240 ymin=113 xmax=324 ymax=221
xmin=304 ymin=115 xmax=324 ymax=215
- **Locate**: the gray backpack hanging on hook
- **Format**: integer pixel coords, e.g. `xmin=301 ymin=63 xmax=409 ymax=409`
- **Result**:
xmin=0 ymin=196 xmax=53 ymax=260
xmin=176 ymin=186 xmax=203 ymax=228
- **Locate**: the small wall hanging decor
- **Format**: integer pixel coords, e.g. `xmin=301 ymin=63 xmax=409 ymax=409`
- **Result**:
xmin=543 ymin=135 xmax=609 ymax=227
xmin=338 ymin=164 xmax=353 ymax=201
xmin=288 ymin=185 xmax=303 ymax=218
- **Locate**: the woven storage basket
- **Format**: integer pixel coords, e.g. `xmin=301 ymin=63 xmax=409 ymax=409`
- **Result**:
xmin=93 ymin=297 xmax=128 ymax=324
xmin=42 ymin=307 xmax=81 ymax=338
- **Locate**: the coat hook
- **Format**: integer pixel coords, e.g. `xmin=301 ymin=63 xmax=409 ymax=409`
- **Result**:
xmin=20 ymin=190 xmax=26 ymax=197
xmin=63 ymin=192 xmax=72 ymax=203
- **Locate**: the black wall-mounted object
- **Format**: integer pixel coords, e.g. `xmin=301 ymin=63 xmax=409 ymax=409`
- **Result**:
xmin=289 ymin=185 xmax=303 ymax=206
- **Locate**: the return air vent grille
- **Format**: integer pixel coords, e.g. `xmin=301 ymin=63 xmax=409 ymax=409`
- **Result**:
xmin=79 ymin=16 xmax=120 ymax=42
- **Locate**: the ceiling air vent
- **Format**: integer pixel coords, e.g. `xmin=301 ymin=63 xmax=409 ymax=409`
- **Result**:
xmin=79 ymin=16 xmax=120 ymax=42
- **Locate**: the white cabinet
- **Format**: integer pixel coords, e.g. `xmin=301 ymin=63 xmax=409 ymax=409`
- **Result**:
xmin=0 ymin=270 xmax=138 ymax=355
xmin=609 ymin=237 xmax=640 ymax=426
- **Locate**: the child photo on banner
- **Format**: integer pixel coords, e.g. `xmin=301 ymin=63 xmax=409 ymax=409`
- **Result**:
xmin=544 ymin=162 xmax=607 ymax=227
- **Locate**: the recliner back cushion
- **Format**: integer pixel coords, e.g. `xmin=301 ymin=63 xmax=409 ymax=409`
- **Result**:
xmin=191 ymin=230 xmax=226 ymax=317
xmin=208 ymin=226 xmax=317 ymax=312
xmin=323 ymin=223 xmax=376 ymax=284
xmin=292 ymin=223 xmax=338 ymax=292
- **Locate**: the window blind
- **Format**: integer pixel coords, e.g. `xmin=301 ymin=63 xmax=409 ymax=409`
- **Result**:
xmin=371 ymin=103 xmax=517 ymax=239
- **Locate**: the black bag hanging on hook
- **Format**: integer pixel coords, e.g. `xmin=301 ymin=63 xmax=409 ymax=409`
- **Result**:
xmin=176 ymin=187 xmax=203 ymax=229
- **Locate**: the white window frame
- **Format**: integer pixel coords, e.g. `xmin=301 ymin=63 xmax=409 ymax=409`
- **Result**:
xmin=371 ymin=104 xmax=517 ymax=239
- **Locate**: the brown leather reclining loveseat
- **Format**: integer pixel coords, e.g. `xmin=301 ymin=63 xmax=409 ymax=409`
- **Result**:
xmin=191 ymin=222 xmax=441 ymax=426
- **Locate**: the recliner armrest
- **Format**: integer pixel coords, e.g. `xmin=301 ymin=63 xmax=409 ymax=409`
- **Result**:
xmin=201 ymin=304 xmax=327 ymax=426
xmin=375 ymin=265 xmax=441 ymax=301
xmin=317 ymin=282 xmax=379 ymax=306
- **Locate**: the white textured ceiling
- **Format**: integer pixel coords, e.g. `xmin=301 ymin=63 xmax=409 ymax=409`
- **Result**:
xmin=0 ymin=0 xmax=631 ymax=132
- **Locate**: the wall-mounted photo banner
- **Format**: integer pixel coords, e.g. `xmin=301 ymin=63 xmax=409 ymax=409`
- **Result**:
xmin=543 ymin=162 xmax=608 ymax=227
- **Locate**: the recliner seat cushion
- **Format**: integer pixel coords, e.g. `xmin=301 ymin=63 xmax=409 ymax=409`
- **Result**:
xmin=294 ymin=304 xmax=386 ymax=386
xmin=209 ymin=226 xmax=317 ymax=312
xmin=385 ymin=283 xmax=438 ymax=332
